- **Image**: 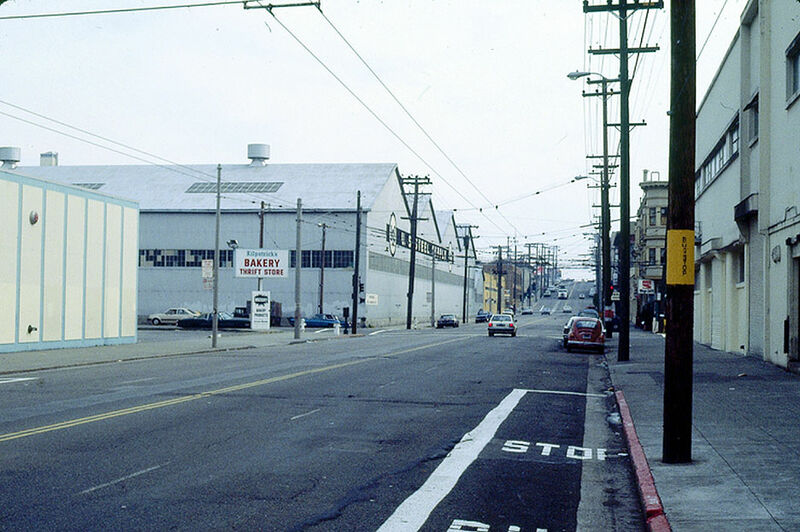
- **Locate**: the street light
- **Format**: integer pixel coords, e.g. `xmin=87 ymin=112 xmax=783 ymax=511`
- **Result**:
xmin=568 ymin=70 xmax=613 ymax=334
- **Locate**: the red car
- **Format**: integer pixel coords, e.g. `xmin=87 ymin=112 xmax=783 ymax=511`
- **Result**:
xmin=563 ymin=317 xmax=605 ymax=353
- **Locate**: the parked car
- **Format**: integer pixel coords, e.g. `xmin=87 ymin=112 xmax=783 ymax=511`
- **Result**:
xmin=177 ymin=312 xmax=251 ymax=329
xmin=503 ymin=308 xmax=515 ymax=316
xmin=488 ymin=313 xmax=516 ymax=337
xmin=520 ymin=307 xmax=533 ymax=315
xmin=148 ymin=307 xmax=200 ymax=326
xmin=540 ymin=306 xmax=551 ymax=315
xmin=579 ymin=308 xmax=600 ymax=318
xmin=288 ymin=313 xmax=348 ymax=328
xmin=475 ymin=309 xmax=492 ymax=323
xmin=543 ymin=290 xmax=552 ymax=297
xmin=579 ymin=293 xmax=586 ymax=299
xmin=562 ymin=305 xmax=573 ymax=313
xmin=563 ymin=316 xmax=605 ymax=352
xmin=562 ymin=317 xmax=577 ymax=346
xmin=436 ymin=314 xmax=459 ymax=328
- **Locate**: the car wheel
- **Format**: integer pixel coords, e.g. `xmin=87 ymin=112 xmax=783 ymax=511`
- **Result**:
xmin=566 ymin=345 xmax=572 ymax=352
xmin=455 ymin=323 xmax=459 ymax=328
xmin=512 ymin=331 xmax=516 ymax=337
xmin=488 ymin=332 xmax=494 ymax=337
xmin=151 ymin=318 xmax=161 ymax=326
xmin=598 ymin=346 xmax=605 ymax=354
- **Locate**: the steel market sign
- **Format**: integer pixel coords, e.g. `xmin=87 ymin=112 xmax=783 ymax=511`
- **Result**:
xmin=233 ymin=249 xmax=289 ymax=278
xmin=386 ymin=213 xmax=453 ymax=262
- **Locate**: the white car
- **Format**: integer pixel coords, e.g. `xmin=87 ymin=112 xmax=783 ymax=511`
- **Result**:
xmin=148 ymin=307 xmax=200 ymax=325
xmin=488 ymin=313 xmax=517 ymax=337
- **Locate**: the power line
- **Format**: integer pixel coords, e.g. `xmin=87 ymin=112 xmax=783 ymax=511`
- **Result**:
xmin=697 ymin=0 xmax=732 ymax=61
xmin=0 ymin=1 xmax=247 ymax=20
xmin=263 ymin=7 xmax=515 ymax=237
xmin=317 ymin=10 xmax=508 ymax=222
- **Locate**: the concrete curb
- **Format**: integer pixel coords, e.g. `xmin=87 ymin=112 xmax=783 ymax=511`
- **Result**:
xmin=615 ymin=390 xmax=671 ymax=532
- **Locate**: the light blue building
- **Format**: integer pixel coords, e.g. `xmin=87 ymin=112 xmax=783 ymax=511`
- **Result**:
xmin=19 ymin=145 xmax=481 ymax=327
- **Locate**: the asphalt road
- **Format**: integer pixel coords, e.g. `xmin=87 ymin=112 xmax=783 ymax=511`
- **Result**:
xmin=0 ymin=284 xmax=643 ymax=531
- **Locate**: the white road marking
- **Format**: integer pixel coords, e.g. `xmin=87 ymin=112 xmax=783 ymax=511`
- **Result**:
xmin=524 ymin=388 xmax=606 ymax=399
xmin=368 ymin=329 xmax=389 ymax=335
xmin=0 ymin=377 xmax=37 ymax=385
xmin=117 ymin=377 xmax=157 ymax=385
xmin=377 ymin=388 xmax=528 ymax=532
xmin=79 ymin=463 xmax=166 ymax=495
xmin=290 ymin=408 xmax=321 ymax=421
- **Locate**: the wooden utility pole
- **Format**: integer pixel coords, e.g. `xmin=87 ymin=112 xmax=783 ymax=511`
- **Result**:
xmin=496 ymin=246 xmax=504 ymax=314
xmin=585 ymin=0 xmax=662 ymax=361
xmin=663 ymin=0 xmax=695 ymax=464
xmin=212 ymin=164 xmax=221 ymax=348
xmin=318 ymin=223 xmax=327 ymax=313
xmin=351 ymin=191 xmax=361 ymax=334
xmin=459 ymin=225 xmax=477 ymax=323
xmin=258 ymin=201 xmax=266 ymax=292
xmin=402 ymin=175 xmax=431 ymax=329
xmin=294 ymin=198 xmax=302 ymax=340
xmin=430 ymin=255 xmax=436 ymax=327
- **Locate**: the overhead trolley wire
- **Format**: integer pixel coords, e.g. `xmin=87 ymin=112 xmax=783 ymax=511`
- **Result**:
xmin=0 ymin=1 xmax=247 ymax=20
xmin=261 ymin=6 xmax=516 ymax=237
xmin=317 ymin=10 xmax=509 ymax=220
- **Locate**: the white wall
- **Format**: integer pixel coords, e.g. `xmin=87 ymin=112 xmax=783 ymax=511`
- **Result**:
xmin=0 ymin=170 xmax=138 ymax=353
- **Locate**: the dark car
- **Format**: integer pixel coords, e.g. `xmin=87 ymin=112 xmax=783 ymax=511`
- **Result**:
xmin=564 ymin=317 xmax=605 ymax=353
xmin=436 ymin=314 xmax=459 ymax=328
xmin=475 ymin=309 xmax=492 ymax=323
xmin=288 ymin=313 xmax=348 ymax=328
xmin=177 ymin=312 xmax=251 ymax=329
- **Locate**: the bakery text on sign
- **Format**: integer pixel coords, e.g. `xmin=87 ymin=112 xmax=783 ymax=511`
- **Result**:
xmin=233 ymin=249 xmax=289 ymax=278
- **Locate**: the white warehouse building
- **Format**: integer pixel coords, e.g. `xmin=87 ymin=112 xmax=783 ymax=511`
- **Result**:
xmin=1 ymin=148 xmax=139 ymax=353
xmin=18 ymin=145 xmax=482 ymax=328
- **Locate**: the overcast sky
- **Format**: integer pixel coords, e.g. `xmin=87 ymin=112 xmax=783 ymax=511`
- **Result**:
xmin=0 ymin=0 xmax=746 ymax=276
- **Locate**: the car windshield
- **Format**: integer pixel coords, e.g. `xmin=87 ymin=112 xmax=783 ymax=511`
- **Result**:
xmin=575 ymin=319 xmax=598 ymax=329
xmin=441 ymin=315 xmax=455 ymax=319
xmin=492 ymin=315 xmax=511 ymax=322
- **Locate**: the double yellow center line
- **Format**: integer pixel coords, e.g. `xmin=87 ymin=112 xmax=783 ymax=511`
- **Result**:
xmin=0 ymin=337 xmax=462 ymax=443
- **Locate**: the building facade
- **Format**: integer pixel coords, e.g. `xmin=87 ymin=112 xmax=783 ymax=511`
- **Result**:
xmin=694 ymin=0 xmax=800 ymax=368
xmin=1 ymin=154 xmax=139 ymax=353
xmin=18 ymin=145 xmax=482 ymax=328
xmin=633 ymin=170 xmax=667 ymax=328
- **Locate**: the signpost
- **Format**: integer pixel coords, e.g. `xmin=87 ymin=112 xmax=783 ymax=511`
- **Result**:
xmin=201 ymin=259 xmax=214 ymax=290
xmin=250 ymin=290 xmax=271 ymax=330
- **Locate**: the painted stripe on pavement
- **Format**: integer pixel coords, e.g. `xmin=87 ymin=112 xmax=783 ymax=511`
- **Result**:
xmin=79 ymin=463 xmax=166 ymax=495
xmin=0 ymin=377 xmax=37 ymax=385
xmin=377 ymin=388 xmax=528 ymax=532
xmin=0 ymin=337 xmax=463 ymax=443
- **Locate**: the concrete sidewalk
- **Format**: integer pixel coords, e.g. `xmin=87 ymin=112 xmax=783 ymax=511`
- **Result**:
xmin=0 ymin=326 xmax=356 ymax=375
xmin=608 ymin=328 xmax=800 ymax=531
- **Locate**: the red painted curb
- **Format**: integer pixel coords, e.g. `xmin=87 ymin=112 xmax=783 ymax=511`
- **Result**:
xmin=616 ymin=390 xmax=671 ymax=532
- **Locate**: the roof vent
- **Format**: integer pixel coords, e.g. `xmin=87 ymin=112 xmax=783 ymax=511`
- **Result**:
xmin=0 ymin=146 xmax=21 ymax=168
xmin=247 ymin=143 xmax=270 ymax=166
xmin=40 ymin=152 xmax=59 ymax=167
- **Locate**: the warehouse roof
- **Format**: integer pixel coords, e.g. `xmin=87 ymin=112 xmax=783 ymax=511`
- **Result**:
xmin=15 ymin=162 xmax=399 ymax=212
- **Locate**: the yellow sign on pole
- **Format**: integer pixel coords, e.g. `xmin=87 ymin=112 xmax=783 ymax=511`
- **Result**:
xmin=666 ymin=230 xmax=695 ymax=285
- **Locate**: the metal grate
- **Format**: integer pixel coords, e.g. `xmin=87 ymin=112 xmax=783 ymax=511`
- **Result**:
xmin=186 ymin=182 xmax=283 ymax=194
xmin=72 ymin=183 xmax=105 ymax=190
